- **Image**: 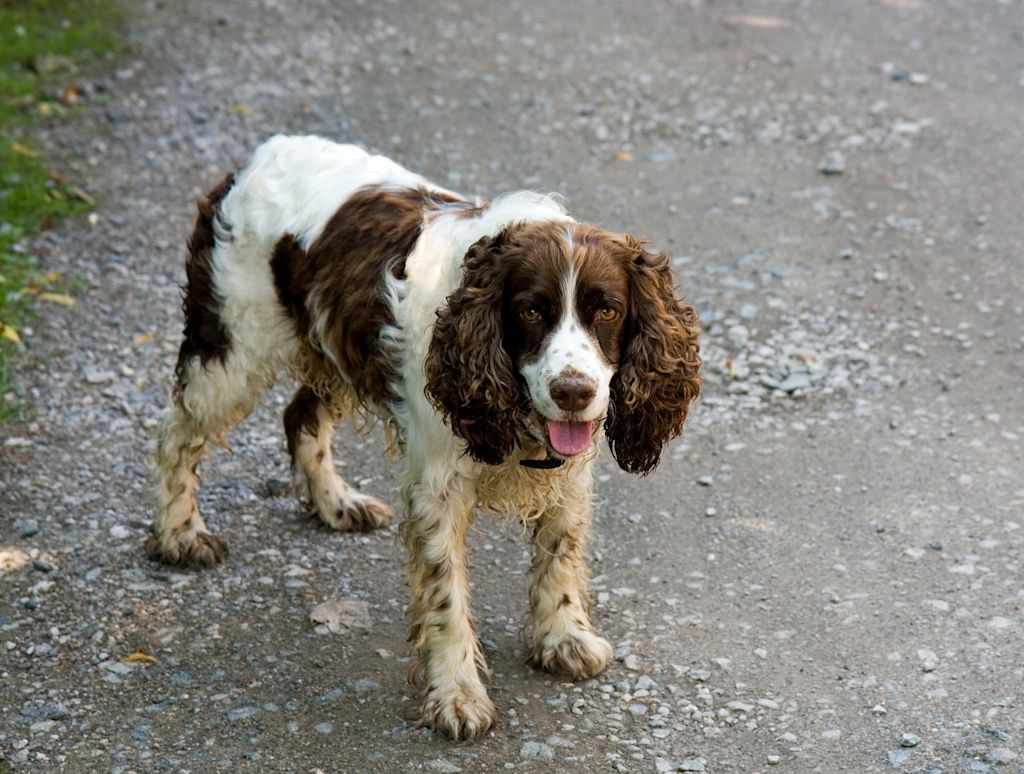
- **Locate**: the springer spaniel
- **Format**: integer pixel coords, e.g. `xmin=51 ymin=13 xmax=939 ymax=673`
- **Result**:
xmin=148 ymin=135 xmax=701 ymax=741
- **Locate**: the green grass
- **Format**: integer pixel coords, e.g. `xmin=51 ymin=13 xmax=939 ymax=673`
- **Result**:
xmin=0 ymin=0 xmax=126 ymax=420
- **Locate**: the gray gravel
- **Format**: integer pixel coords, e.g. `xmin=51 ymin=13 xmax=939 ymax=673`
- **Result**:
xmin=3 ymin=0 xmax=1024 ymax=772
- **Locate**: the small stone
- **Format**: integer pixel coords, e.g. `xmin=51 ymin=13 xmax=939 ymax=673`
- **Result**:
xmin=43 ymin=702 xmax=69 ymax=720
xmin=352 ymin=678 xmax=379 ymax=694
xmin=820 ymin=151 xmax=846 ymax=175
xmin=900 ymin=733 xmax=921 ymax=747
xmin=264 ymin=478 xmax=290 ymax=497
xmin=822 ymin=728 xmax=842 ymax=740
xmin=226 ymin=706 xmax=260 ymax=722
xmin=426 ymin=759 xmax=462 ymax=774
xmin=85 ymin=369 xmax=117 ymax=384
xmin=887 ymin=749 xmax=913 ymax=767
xmin=680 ymin=759 xmax=707 ymax=773
xmin=779 ymin=373 xmax=812 ymax=393
xmin=624 ymin=654 xmax=642 ymax=671
xmin=18 ymin=519 xmax=40 ymax=537
xmin=696 ymin=475 xmax=714 ymax=487
xmin=32 ymin=560 xmax=54 ymax=573
xmin=767 ymin=755 xmax=781 ymax=765
xmin=546 ymin=734 xmax=575 ymax=749
xmin=314 ymin=722 xmax=333 ymax=734
xmin=520 ymin=741 xmax=554 ymax=760
xmin=635 ymin=675 xmax=658 ymax=691
xmin=100 ymin=660 xmax=132 ymax=676
xmin=109 ymin=524 xmax=131 ymax=540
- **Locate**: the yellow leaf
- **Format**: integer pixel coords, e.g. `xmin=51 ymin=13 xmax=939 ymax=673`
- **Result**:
xmin=611 ymin=150 xmax=634 ymax=162
xmin=1 ymin=323 xmax=21 ymax=344
xmin=39 ymin=271 xmax=61 ymax=285
xmin=124 ymin=651 xmax=159 ymax=664
xmin=12 ymin=141 xmax=40 ymax=158
xmin=227 ymin=104 xmax=253 ymax=115
xmin=37 ymin=291 xmax=74 ymax=306
xmin=133 ymin=332 xmax=154 ymax=345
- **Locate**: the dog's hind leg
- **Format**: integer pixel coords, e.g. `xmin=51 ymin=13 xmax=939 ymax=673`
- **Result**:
xmin=147 ymin=172 xmax=285 ymax=568
xmin=283 ymin=385 xmax=393 ymax=531
xmin=147 ymin=346 xmax=274 ymax=568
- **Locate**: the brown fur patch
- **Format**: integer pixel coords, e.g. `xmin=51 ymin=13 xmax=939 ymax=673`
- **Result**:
xmin=605 ymin=237 xmax=702 ymax=475
xmin=175 ymin=173 xmax=236 ymax=386
xmin=271 ymin=186 xmax=468 ymax=409
xmin=283 ymin=385 xmax=322 ymax=462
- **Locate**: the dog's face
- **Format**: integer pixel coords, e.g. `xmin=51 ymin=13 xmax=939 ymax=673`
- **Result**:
xmin=425 ymin=222 xmax=701 ymax=474
xmin=502 ymin=224 xmax=629 ymax=458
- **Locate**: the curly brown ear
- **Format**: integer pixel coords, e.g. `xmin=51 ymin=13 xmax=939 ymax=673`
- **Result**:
xmin=424 ymin=232 xmax=524 ymax=465
xmin=606 ymin=237 xmax=701 ymax=475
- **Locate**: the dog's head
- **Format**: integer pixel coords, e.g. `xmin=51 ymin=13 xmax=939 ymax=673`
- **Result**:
xmin=425 ymin=221 xmax=701 ymax=474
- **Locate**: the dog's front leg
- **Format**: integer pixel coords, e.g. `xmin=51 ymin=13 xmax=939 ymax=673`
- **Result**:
xmin=528 ymin=467 xmax=612 ymax=679
xmin=400 ymin=473 xmax=495 ymax=741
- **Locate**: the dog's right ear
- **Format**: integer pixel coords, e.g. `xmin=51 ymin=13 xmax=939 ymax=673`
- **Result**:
xmin=424 ymin=231 xmax=524 ymax=465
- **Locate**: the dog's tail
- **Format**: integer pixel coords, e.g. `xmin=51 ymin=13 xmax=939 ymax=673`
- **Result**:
xmin=174 ymin=173 xmax=236 ymax=390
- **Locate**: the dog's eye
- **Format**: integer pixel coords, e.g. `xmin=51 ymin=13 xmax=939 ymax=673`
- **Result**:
xmin=521 ymin=307 xmax=541 ymax=323
xmin=595 ymin=307 xmax=619 ymax=322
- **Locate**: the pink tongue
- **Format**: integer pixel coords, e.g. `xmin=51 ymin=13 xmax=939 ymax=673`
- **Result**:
xmin=546 ymin=419 xmax=595 ymax=456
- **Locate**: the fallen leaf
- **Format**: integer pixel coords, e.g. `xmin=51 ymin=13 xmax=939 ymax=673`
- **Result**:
xmin=727 ymin=14 xmax=793 ymax=29
xmin=1 ymin=324 xmax=20 ymax=344
xmin=227 ymin=104 xmax=253 ymax=115
xmin=124 ymin=651 xmax=159 ymax=664
xmin=133 ymin=332 xmax=154 ymax=345
xmin=612 ymin=150 xmax=634 ymax=162
xmin=12 ymin=142 xmax=39 ymax=158
xmin=37 ymin=291 xmax=74 ymax=306
xmin=61 ymin=84 xmax=82 ymax=106
xmin=310 ymin=599 xmax=373 ymax=634
xmin=38 ymin=271 xmax=61 ymax=285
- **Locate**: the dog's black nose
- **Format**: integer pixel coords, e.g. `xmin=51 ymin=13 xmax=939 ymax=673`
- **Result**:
xmin=549 ymin=376 xmax=596 ymax=413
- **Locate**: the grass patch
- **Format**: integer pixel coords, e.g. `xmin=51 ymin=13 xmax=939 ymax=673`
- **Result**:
xmin=0 ymin=0 xmax=126 ymax=420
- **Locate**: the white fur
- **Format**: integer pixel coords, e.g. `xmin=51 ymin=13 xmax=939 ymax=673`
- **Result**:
xmin=151 ymin=135 xmax=613 ymax=741
xmin=520 ymin=261 xmax=616 ymax=424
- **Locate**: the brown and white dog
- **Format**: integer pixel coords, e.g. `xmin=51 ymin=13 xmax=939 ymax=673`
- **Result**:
xmin=148 ymin=135 xmax=701 ymax=741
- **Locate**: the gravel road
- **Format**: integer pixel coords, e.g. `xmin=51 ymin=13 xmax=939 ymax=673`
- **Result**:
xmin=2 ymin=0 xmax=1023 ymax=771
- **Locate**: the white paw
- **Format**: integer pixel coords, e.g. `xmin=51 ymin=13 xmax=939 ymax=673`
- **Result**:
xmin=422 ymin=683 xmax=497 ymax=742
xmin=530 ymin=629 xmax=613 ymax=679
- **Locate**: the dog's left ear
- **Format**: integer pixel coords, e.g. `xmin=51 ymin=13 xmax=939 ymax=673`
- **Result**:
xmin=606 ymin=236 xmax=701 ymax=475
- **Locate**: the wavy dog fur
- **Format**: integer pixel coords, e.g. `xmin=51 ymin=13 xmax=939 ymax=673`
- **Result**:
xmin=148 ymin=134 xmax=701 ymax=742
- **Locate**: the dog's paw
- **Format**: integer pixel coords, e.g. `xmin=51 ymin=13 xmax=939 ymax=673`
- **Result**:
xmin=422 ymin=684 xmax=497 ymax=742
xmin=145 ymin=529 xmax=228 ymax=569
xmin=529 ymin=629 xmax=612 ymax=680
xmin=315 ymin=492 xmax=393 ymax=532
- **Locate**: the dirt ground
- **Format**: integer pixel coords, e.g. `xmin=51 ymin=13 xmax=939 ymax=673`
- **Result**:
xmin=2 ymin=0 xmax=1022 ymax=771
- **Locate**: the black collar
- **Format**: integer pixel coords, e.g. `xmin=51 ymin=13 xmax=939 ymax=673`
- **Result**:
xmin=519 ymin=454 xmax=565 ymax=470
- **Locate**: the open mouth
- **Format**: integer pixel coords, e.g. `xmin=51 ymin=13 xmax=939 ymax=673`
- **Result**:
xmin=544 ymin=418 xmax=596 ymax=456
